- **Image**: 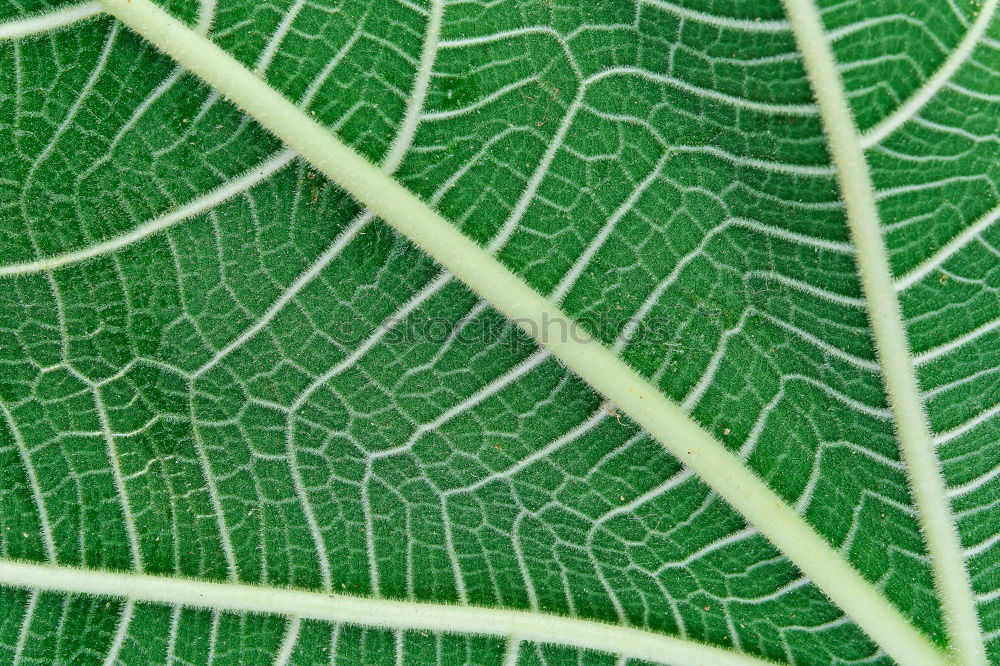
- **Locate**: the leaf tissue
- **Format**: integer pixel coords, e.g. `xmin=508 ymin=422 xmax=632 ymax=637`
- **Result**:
xmin=0 ymin=0 xmax=997 ymax=663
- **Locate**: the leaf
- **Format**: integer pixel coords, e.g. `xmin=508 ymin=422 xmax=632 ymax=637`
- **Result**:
xmin=0 ymin=0 xmax=996 ymax=663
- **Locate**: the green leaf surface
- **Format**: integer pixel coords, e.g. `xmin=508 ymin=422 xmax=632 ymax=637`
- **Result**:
xmin=0 ymin=0 xmax=997 ymax=663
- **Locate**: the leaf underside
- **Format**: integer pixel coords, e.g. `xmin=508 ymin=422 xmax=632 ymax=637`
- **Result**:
xmin=0 ymin=0 xmax=997 ymax=664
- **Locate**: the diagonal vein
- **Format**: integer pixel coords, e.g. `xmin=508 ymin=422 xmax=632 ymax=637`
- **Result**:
xmin=780 ymin=0 xmax=988 ymax=664
xmin=0 ymin=558 xmax=779 ymax=666
xmin=895 ymin=201 xmax=1000 ymax=291
xmin=859 ymin=0 xmax=999 ymax=148
xmin=95 ymin=0 xmax=951 ymax=663
xmin=0 ymin=1 xmax=102 ymax=40
xmin=0 ymin=150 xmax=295 ymax=276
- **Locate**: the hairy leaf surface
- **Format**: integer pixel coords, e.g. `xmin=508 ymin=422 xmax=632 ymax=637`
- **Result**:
xmin=0 ymin=0 xmax=997 ymax=663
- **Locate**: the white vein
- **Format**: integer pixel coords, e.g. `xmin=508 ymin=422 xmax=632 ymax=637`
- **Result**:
xmin=384 ymin=0 xmax=444 ymax=171
xmin=254 ymin=0 xmax=306 ymax=74
xmin=21 ymin=20 xmax=118 ymax=207
xmin=290 ymin=270 xmax=448 ymax=410
xmin=273 ymin=615 xmax=301 ymax=666
xmin=102 ymin=600 xmax=134 ymax=666
xmin=0 ymin=559 xmax=780 ymax=666
xmin=965 ymin=531 xmax=1000 ymax=559
xmin=860 ymin=0 xmax=999 ymax=148
xmin=876 ymin=174 xmax=993 ymax=202
xmin=12 ymin=590 xmax=37 ymax=665
xmin=550 ymin=151 xmax=669 ymax=304
xmin=681 ymin=312 xmax=748 ymax=410
xmin=444 ymin=408 xmax=609 ymax=497
xmin=915 ymin=315 xmax=1000 ymax=366
xmin=422 ymin=76 xmax=540 ymax=121
xmin=186 ymin=369 xmax=239 ymax=583
xmin=92 ymin=389 xmax=145 ymax=572
xmin=586 ymin=66 xmax=818 ymax=117
xmin=934 ymin=402 xmax=1000 ymax=446
xmin=758 ymin=312 xmax=879 ymax=371
xmin=0 ymin=1 xmax=102 ymax=40
xmin=615 ymin=217 xmax=854 ymax=353
xmin=745 ymin=271 xmax=866 ymax=309
xmin=166 ymin=605 xmax=180 ymax=662
xmin=194 ymin=210 xmax=372 ymax=377
xmin=656 ymin=527 xmax=759 ymax=572
xmin=948 ymin=464 xmax=1000 ymax=499
xmin=895 ymin=202 xmax=1000 ymax=290
xmin=96 ymin=4 xmax=956 ymax=661
xmin=781 ymin=0 xmax=988 ymax=662
xmin=0 ymin=402 xmax=56 ymax=562
xmin=379 ymin=349 xmax=550 ymax=458
xmin=0 ymin=150 xmax=295 ymax=277
xmin=196 ymin=0 xmax=215 ymax=35
xmin=487 ymin=89 xmax=584 ymax=252
xmin=640 ymin=0 xmax=791 ymax=33
xmin=502 ymin=637 xmax=521 ymax=666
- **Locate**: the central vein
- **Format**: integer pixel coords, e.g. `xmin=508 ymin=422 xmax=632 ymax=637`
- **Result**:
xmin=95 ymin=0 xmax=953 ymax=663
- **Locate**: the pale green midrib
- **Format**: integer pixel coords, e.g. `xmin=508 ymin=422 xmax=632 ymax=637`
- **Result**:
xmin=779 ymin=1 xmax=987 ymax=665
xmin=92 ymin=1 xmax=952 ymax=663
xmin=0 ymin=559 xmax=779 ymax=666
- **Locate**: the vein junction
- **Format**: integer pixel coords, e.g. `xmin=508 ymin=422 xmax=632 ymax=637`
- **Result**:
xmin=780 ymin=0 xmax=988 ymax=664
xmin=85 ymin=0 xmax=959 ymax=663
xmin=0 ymin=558 xmax=785 ymax=666
xmin=4 ymin=0 xmax=995 ymax=662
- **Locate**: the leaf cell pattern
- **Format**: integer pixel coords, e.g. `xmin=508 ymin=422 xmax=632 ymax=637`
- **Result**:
xmin=0 ymin=0 xmax=997 ymax=663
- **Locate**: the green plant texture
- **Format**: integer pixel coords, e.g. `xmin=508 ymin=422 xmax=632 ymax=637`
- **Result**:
xmin=0 ymin=0 xmax=997 ymax=663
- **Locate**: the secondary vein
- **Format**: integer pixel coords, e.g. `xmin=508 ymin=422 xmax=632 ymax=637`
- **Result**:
xmin=95 ymin=0 xmax=952 ymax=663
xmin=0 ymin=558 xmax=779 ymax=666
xmin=0 ymin=1 xmax=102 ymax=40
xmin=780 ymin=0 xmax=988 ymax=663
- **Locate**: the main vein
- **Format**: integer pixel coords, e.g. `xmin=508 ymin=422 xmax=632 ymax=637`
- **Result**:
xmin=96 ymin=0 xmax=950 ymax=663
xmin=0 ymin=559 xmax=778 ymax=666
xmin=779 ymin=0 xmax=987 ymax=664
